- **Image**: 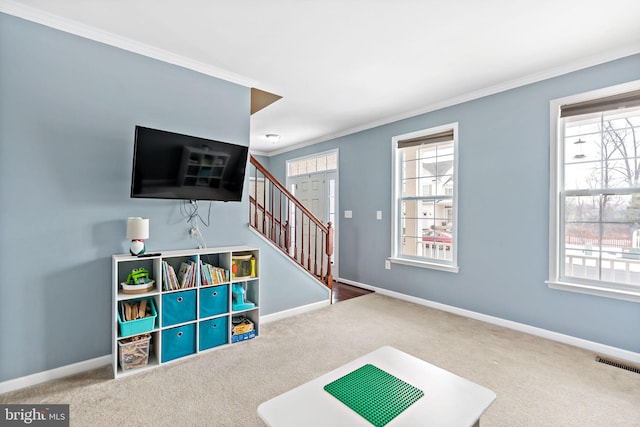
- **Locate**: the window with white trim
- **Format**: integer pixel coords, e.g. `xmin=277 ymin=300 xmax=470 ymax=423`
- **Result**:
xmin=391 ymin=123 xmax=459 ymax=272
xmin=549 ymin=82 xmax=640 ymax=301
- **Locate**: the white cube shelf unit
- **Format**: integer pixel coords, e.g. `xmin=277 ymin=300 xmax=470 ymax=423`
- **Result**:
xmin=112 ymin=246 xmax=260 ymax=378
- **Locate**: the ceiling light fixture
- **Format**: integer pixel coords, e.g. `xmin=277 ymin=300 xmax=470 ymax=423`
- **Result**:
xmin=266 ymin=134 xmax=280 ymax=144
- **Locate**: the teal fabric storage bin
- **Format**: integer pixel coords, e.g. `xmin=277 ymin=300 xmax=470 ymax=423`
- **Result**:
xmin=162 ymin=289 xmax=196 ymax=326
xmin=199 ymin=316 xmax=229 ymax=351
xmin=161 ymin=323 xmax=196 ymax=362
xmin=199 ymin=285 xmax=229 ymax=318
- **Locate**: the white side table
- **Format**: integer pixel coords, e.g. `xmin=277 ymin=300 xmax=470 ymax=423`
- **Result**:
xmin=258 ymin=346 xmax=496 ymax=427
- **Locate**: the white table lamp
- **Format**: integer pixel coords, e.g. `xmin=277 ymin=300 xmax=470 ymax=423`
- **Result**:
xmin=126 ymin=217 xmax=149 ymax=255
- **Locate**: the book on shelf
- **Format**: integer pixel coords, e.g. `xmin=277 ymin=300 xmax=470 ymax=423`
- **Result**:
xmin=200 ymin=262 xmax=229 ymax=286
xmin=200 ymin=261 xmax=208 ymax=286
xmin=177 ymin=261 xmax=196 ymax=289
xmin=201 ymin=261 xmax=213 ymax=285
xmin=162 ymin=261 xmax=179 ymax=291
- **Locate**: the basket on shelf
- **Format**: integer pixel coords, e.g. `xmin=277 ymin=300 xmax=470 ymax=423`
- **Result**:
xmin=117 ymin=297 xmax=157 ymax=337
xmin=118 ymin=334 xmax=151 ymax=370
xmin=121 ymin=268 xmax=155 ymax=294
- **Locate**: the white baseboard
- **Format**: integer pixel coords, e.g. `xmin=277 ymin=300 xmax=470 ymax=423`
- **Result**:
xmin=338 ymin=278 xmax=640 ymax=364
xmin=260 ymin=299 xmax=330 ymax=324
xmin=0 ymin=355 xmax=111 ymax=395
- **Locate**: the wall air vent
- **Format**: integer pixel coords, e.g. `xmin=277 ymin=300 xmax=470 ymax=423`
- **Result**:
xmin=595 ymin=356 xmax=640 ymax=374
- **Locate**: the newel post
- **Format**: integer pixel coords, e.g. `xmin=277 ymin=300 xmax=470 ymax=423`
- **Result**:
xmin=325 ymin=222 xmax=334 ymax=289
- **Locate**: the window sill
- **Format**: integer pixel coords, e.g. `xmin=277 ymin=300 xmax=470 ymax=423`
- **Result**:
xmin=546 ymin=280 xmax=640 ymax=303
xmin=389 ymin=257 xmax=459 ymax=273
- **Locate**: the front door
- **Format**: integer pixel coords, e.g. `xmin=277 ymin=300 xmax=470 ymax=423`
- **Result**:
xmin=296 ymin=172 xmax=325 ymax=221
xmin=289 ymin=170 xmax=337 ymax=280
xmin=291 ymin=171 xmax=324 ymax=273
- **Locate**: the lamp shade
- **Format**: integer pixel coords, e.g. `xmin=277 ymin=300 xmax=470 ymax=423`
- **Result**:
xmin=126 ymin=217 xmax=149 ymax=240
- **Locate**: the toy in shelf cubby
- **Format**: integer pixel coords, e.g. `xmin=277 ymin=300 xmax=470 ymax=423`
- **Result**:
xmin=121 ymin=267 xmax=155 ymax=294
xmin=231 ymin=253 xmax=256 ymax=279
xmin=232 ymin=282 xmax=255 ymax=311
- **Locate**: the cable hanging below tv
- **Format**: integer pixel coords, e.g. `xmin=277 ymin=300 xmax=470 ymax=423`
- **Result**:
xmin=130 ymin=126 xmax=249 ymax=202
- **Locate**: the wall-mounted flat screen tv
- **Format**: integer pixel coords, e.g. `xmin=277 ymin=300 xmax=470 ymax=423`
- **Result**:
xmin=131 ymin=126 xmax=249 ymax=202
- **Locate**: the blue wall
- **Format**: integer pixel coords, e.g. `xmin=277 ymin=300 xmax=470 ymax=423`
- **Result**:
xmin=269 ymin=54 xmax=640 ymax=353
xmin=0 ymin=13 xmax=326 ymax=383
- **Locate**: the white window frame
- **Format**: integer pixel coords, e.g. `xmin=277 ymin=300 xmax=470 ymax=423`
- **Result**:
xmin=390 ymin=123 xmax=459 ymax=273
xmin=547 ymin=80 xmax=640 ymax=302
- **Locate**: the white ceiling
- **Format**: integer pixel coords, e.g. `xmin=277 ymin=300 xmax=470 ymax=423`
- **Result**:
xmin=3 ymin=0 xmax=640 ymax=154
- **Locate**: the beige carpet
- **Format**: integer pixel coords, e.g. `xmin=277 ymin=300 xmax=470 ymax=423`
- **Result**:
xmin=2 ymin=293 xmax=639 ymax=426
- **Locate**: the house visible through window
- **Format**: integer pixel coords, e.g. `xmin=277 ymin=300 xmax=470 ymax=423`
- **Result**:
xmin=549 ymin=83 xmax=640 ymax=301
xmin=391 ymin=123 xmax=459 ymax=272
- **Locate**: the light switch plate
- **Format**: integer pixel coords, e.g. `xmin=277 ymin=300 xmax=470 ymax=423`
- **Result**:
xmin=344 ymin=210 xmax=352 ymax=218
xmin=376 ymin=210 xmax=382 ymax=220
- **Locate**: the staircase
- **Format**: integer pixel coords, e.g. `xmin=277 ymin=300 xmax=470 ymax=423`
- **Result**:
xmin=249 ymin=155 xmax=333 ymax=290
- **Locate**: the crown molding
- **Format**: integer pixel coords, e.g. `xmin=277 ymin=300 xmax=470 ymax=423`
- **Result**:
xmin=0 ymin=0 xmax=257 ymax=88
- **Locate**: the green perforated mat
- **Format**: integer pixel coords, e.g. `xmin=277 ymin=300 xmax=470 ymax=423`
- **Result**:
xmin=323 ymin=364 xmax=424 ymax=427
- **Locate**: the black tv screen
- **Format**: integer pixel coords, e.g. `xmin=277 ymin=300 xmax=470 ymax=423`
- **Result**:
xmin=131 ymin=126 xmax=249 ymax=202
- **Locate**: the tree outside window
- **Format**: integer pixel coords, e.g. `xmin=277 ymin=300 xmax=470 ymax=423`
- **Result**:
xmin=560 ymin=94 xmax=640 ymax=289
